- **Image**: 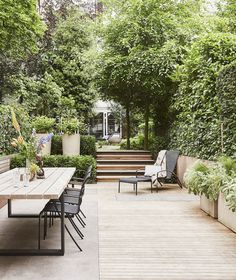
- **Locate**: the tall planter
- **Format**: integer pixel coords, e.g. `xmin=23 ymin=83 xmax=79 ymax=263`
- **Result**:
xmin=36 ymin=133 xmax=52 ymax=156
xmin=218 ymin=193 xmax=236 ymax=233
xmin=62 ymin=134 xmax=80 ymax=156
xmin=200 ymin=195 xmax=218 ymax=218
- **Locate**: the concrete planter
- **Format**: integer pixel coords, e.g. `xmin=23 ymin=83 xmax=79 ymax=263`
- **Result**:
xmin=218 ymin=192 xmax=236 ymax=233
xmin=36 ymin=133 xmax=52 ymax=155
xmin=62 ymin=134 xmax=80 ymax=156
xmin=200 ymin=195 xmax=218 ymax=218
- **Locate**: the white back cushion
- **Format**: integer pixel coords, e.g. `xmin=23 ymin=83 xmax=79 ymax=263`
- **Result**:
xmin=144 ymin=165 xmax=161 ymax=177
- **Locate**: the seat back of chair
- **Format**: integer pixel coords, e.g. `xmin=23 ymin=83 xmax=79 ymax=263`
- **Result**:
xmin=165 ymin=150 xmax=179 ymax=179
xmin=155 ymin=150 xmax=167 ymax=177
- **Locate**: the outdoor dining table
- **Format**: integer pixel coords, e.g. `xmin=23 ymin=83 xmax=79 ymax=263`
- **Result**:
xmin=0 ymin=167 xmax=75 ymax=256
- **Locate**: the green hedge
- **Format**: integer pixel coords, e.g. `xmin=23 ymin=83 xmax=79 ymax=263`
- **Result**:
xmin=216 ymin=61 xmax=236 ymax=157
xmin=170 ymin=33 xmax=236 ymax=160
xmin=120 ymin=134 xmax=168 ymax=159
xmin=10 ymin=154 xmax=96 ymax=182
xmin=51 ymin=135 xmax=96 ymax=157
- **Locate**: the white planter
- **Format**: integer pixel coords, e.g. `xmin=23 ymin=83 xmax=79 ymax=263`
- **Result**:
xmin=62 ymin=134 xmax=80 ymax=156
xmin=218 ymin=192 xmax=236 ymax=233
xmin=36 ymin=133 xmax=52 ymax=156
xmin=200 ymin=195 xmax=218 ymax=218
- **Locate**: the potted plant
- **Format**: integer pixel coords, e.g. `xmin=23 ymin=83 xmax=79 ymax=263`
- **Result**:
xmin=60 ymin=118 xmax=80 ymax=156
xmin=11 ymin=109 xmax=53 ymax=181
xmin=184 ymin=161 xmax=223 ymax=218
xmin=218 ymin=156 xmax=236 ymax=232
xmin=31 ymin=116 xmax=55 ymax=155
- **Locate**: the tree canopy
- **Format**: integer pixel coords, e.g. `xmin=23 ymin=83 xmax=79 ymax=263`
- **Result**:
xmin=0 ymin=0 xmax=45 ymax=58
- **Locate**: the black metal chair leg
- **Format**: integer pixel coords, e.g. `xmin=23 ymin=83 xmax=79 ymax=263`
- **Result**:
xmin=38 ymin=212 xmax=42 ymax=249
xmin=68 ymin=217 xmax=84 ymax=239
xmin=65 ymin=225 xmax=82 ymax=252
xmin=44 ymin=212 xmax=48 ymax=240
xmin=80 ymin=210 xmax=86 ymax=219
xmin=78 ymin=213 xmax=86 ymax=225
xmin=75 ymin=214 xmax=85 ymax=228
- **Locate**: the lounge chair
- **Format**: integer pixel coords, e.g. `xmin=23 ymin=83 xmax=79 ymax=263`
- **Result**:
xmin=118 ymin=150 xmax=182 ymax=194
xmin=155 ymin=150 xmax=182 ymax=188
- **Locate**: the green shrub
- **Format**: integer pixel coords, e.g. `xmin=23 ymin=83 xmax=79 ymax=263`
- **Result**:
xmin=51 ymin=135 xmax=63 ymax=155
xmin=10 ymin=154 xmax=96 ymax=182
xmin=31 ymin=116 xmax=55 ymax=133
xmin=59 ymin=118 xmax=79 ymax=135
xmin=222 ymin=178 xmax=236 ymax=212
xmin=120 ymin=134 xmax=168 ymax=159
xmin=51 ymin=135 xmax=96 ymax=157
xmin=220 ymin=156 xmax=236 ymax=212
xmin=80 ymin=135 xmax=96 ymax=157
xmin=184 ymin=161 xmax=225 ymax=201
xmin=218 ymin=156 xmax=236 ymax=176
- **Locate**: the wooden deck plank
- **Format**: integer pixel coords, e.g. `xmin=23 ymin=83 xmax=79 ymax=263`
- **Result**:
xmin=97 ymin=183 xmax=236 ymax=280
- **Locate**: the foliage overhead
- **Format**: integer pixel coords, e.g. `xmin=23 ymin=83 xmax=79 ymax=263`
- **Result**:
xmin=0 ymin=0 xmax=45 ymax=58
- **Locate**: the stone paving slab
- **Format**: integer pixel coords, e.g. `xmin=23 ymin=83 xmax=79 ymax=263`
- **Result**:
xmin=0 ymin=187 xmax=99 ymax=280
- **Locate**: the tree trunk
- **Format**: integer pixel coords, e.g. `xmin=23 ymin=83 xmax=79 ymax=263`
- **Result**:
xmin=126 ymin=104 xmax=130 ymax=149
xmin=144 ymin=103 xmax=150 ymax=150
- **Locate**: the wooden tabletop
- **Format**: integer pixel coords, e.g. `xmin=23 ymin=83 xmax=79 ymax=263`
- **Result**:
xmin=0 ymin=167 xmax=75 ymax=200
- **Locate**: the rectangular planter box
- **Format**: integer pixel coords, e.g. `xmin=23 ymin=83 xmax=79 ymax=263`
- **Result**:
xmin=218 ymin=193 xmax=236 ymax=233
xmin=200 ymin=195 xmax=218 ymax=218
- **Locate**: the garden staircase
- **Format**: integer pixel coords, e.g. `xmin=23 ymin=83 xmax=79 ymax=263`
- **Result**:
xmin=96 ymin=150 xmax=154 ymax=182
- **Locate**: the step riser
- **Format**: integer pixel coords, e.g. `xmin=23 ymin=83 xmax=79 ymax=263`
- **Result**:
xmin=97 ymin=171 xmax=145 ymax=176
xmin=97 ymin=160 xmax=154 ymax=165
xmin=97 ymin=156 xmax=152 ymax=160
xmin=96 ymin=151 xmax=150 ymax=155
xmin=96 ymin=150 xmax=153 ymax=182
xmin=97 ymin=165 xmax=146 ymax=170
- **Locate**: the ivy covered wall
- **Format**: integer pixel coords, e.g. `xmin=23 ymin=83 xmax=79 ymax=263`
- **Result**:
xmin=169 ymin=33 xmax=236 ymax=160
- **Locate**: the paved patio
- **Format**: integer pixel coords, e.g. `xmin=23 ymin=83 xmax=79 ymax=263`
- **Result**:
xmin=0 ymin=182 xmax=236 ymax=279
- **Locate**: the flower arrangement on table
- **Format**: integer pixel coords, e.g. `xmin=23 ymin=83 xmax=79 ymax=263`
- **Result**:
xmin=11 ymin=109 xmax=53 ymax=180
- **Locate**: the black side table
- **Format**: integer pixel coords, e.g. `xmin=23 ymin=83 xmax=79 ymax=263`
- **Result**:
xmin=118 ymin=177 xmax=153 ymax=195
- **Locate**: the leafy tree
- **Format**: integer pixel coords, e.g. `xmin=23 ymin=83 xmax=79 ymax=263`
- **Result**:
xmin=3 ymin=72 xmax=62 ymax=116
xmin=47 ymin=8 xmax=97 ymax=119
xmin=97 ymin=0 xmax=213 ymax=149
xmin=0 ymin=0 xmax=45 ymax=102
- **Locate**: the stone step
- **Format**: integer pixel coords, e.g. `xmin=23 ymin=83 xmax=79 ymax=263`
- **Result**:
xmin=97 ymin=164 xmax=146 ymax=170
xmin=97 ymin=154 xmax=153 ymax=160
xmin=96 ymin=150 xmax=150 ymax=155
xmin=97 ymin=170 xmax=145 ymax=176
xmin=97 ymin=159 xmax=154 ymax=165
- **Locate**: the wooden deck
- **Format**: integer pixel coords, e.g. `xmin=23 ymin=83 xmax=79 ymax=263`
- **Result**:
xmin=97 ymin=183 xmax=236 ymax=280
